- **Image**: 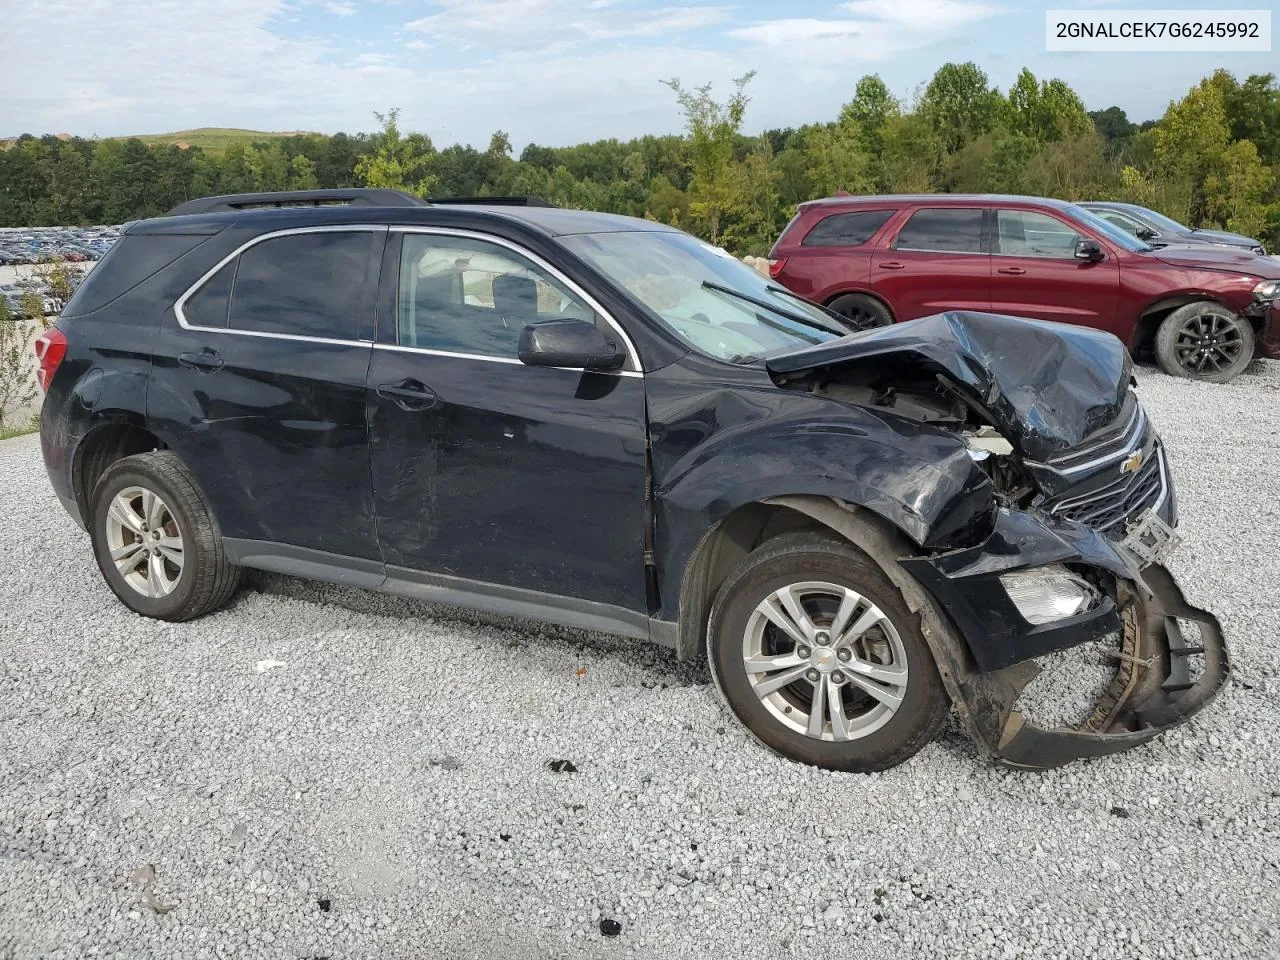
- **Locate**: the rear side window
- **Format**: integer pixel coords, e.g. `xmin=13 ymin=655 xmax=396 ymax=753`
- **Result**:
xmin=63 ymin=233 xmax=213 ymax=317
xmin=227 ymin=231 xmax=379 ymax=340
xmin=182 ymin=264 xmax=232 ymax=328
xmin=802 ymin=210 xmax=894 ymax=247
xmin=893 ymin=208 xmax=984 ymax=253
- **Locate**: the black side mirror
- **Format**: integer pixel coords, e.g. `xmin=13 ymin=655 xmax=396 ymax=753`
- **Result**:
xmin=1135 ymin=227 xmax=1157 ymax=241
xmin=518 ymin=318 xmax=625 ymax=372
xmin=1074 ymin=239 xmax=1105 ymax=262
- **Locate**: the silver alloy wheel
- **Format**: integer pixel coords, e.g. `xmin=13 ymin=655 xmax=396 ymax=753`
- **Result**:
xmin=104 ymin=485 xmax=185 ymax=598
xmin=743 ymin=581 xmax=909 ymax=742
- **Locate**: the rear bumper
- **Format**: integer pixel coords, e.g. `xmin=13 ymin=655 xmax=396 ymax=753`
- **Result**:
xmin=901 ymin=507 xmax=1228 ymax=770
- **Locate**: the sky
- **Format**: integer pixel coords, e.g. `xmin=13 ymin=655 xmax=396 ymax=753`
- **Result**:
xmin=2 ymin=0 xmax=1277 ymax=147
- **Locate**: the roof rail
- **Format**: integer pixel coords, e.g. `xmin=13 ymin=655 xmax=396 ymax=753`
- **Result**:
xmin=428 ymin=196 xmax=556 ymax=208
xmin=164 ymin=188 xmax=428 ymax=217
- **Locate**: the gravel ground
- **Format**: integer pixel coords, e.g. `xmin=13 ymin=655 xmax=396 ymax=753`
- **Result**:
xmin=2 ymin=362 xmax=1279 ymax=960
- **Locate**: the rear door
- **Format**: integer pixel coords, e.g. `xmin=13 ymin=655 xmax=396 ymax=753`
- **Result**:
xmin=365 ymin=228 xmax=650 ymax=614
xmin=989 ymin=208 xmax=1120 ymax=331
xmin=149 ymin=226 xmax=385 ymax=560
xmin=871 ymin=206 xmax=990 ymax=320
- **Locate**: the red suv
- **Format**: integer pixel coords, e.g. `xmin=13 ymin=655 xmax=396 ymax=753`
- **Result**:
xmin=769 ymin=194 xmax=1280 ymax=383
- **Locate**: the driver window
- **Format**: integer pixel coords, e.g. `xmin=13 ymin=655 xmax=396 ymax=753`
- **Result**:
xmin=398 ymin=234 xmax=599 ymax=357
xmin=1100 ymin=211 xmax=1147 ymax=236
xmin=995 ymin=210 xmax=1082 ymax=259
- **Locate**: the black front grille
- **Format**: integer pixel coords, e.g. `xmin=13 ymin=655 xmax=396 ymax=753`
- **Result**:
xmin=1051 ymin=445 xmax=1166 ymax=536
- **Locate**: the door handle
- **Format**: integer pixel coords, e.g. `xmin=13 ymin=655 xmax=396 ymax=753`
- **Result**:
xmin=997 ymin=266 xmax=1027 ymax=275
xmin=878 ymin=261 xmax=906 ymax=270
xmin=376 ymin=379 xmax=438 ymax=411
xmin=178 ymin=349 xmax=223 ymax=372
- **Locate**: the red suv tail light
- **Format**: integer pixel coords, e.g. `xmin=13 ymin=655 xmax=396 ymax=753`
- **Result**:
xmin=768 ymin=257 xmax=787 ymax=278
xmin=33 ymin=328 xmax=68 ymax=392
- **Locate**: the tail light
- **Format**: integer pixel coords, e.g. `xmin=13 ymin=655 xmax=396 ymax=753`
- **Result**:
xmin=33 ymin=328 xmax=67 ymax=392
xmin=768 ymin=257 xmax=787 ymax=278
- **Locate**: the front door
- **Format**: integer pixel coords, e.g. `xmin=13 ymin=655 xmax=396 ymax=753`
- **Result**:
xmin=150 ymin=227 xmax=386 ymax=560
xmin=366 ymin=229 xmax=649 ymax=612
xmin=871 ymin=206 xmax=991 ymax=320
xmin=988 ymin=208 xmax=1120 ymax=331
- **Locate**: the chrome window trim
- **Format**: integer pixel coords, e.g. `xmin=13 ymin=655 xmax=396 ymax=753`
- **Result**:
xmin=372 ymin=342 xmax=642 ymax=379
xmin=172 ymin=224 xmax=387 ymax=346
xmin=391 ymin=225 xmax=643 ymax=373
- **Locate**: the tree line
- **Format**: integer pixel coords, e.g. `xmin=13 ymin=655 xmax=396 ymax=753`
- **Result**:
xmin=2 ymin=64 xmax=1278 ymax=255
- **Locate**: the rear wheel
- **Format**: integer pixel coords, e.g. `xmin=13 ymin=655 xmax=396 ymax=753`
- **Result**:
xmin=1154 ymin=301 xmax=1254 ymax=383
xmin=89 ymin=451 xmax=240 ymax=621
xmin=827 ymin=293 xmax=893 ymax=331
xmin=707 ymin=531 xmax=948 ymax=771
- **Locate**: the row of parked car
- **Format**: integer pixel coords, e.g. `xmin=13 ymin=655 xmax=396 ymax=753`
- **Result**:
xmin=0 ymin=226 xmax=120 ymax=266
xmin=1 ymin=274 xmax=85 ymax=317
xmin=769 ymin=195 xmax=1279 ymax=383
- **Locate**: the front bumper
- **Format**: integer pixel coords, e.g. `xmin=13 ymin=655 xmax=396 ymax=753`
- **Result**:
xmin=900 ymin=507 xmax=1228 ymax=769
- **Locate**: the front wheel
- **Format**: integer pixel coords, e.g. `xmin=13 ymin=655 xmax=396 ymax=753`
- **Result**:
xmin=707 ymin=531 xmax=949 ymax=772
xmin=827 ymin=293 xmax=893 ymax=331
xmin=1154 ymin=301 xmax=1255 ymax=383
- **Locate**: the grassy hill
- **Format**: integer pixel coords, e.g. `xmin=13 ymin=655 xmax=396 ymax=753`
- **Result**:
xmin=109 ymin=128 xmax=320 ymax=152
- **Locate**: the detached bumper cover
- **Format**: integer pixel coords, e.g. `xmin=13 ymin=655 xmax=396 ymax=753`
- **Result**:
xmin=901 ymin=508 xmax=1228 ymax=770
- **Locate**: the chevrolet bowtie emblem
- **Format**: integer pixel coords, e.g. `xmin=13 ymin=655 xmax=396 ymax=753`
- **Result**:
xmin=1120 ymin=451 xmax=1144 ymax=474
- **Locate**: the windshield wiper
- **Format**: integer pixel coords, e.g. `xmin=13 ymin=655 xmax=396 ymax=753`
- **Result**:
xmin=765 ymin=284 xmax=857 ymax=331
xmin=701 ymin=281 xmax=850 ymax=337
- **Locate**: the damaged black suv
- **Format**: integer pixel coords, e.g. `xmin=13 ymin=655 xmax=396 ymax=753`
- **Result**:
xmin=37 ymin=189 xmax=1227 ymax=772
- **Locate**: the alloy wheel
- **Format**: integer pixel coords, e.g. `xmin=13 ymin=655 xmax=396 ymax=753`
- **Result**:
xmin=104 ymin=486 xmax=185 ymax=598
xmin=742 ymin=581 xmax=909 ymax=742
xmin=1174 ymin=310 xmax=1245 ymax=375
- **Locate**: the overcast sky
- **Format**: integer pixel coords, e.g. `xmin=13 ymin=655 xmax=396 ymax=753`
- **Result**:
xmin=4 ymin=0 xmax=1276 ymax=147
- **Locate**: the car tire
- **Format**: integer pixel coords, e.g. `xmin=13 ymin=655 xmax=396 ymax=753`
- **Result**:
xmin=1154 ymin=301 xmax=1255 ymax=383
xmin=827 ymin=293 xmax=894 ymax=330
xmin=707 ymin=531 xmax=949 ymax=772
xmin=89 ymin=451 xmax=240 ymax=621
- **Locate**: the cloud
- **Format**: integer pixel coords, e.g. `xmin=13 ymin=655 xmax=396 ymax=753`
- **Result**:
xmin=324 ymin=1 xmax=356 ymax=15
xmin=731 ymin=0 xmax=1002 ymax=61
xmin=404 ymin=0 xmax=731 ymax=54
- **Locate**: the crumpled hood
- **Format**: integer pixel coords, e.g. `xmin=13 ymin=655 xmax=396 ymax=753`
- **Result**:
xmin=766 ymin=311 xmax=1132 ymax=462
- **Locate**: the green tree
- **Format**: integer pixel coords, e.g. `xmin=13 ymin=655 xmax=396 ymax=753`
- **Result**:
xmin=919 ymin=62 xmax=1003 ymax=152
xmin=354 ymin=108 xmax=439 ymax=197
xmin=661 ymin=72 xmax=756 ymax=245
xmin=1203 ymin=139 xmax=1273 ymax=236
xmin=804 ymin=123 xmax=872 ymax=197
xmin=840 ymin=74 xmax=899 ymax=155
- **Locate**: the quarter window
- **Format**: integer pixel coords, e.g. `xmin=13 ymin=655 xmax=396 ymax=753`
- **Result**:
xmin=397 ymin=234 xmax=599 ymax=358
xmin=995 ymin=210 xmax=1082 ymax=259
xmin=227 ymin=231 xmax=378 ymax=339
xmin=182 ymin=263 xmax=233 ymax=328
xmin=802 ymin=210 xmax=894 ymax=247
xmin=893 ymin=208 xmax=984 ymax=253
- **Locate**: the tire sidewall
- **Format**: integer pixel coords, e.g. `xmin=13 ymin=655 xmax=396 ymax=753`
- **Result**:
xmin=89 ymin=459 xmax=203 ymax=619
xmin=1156 ymin=303 xmax=1255 ymax=383
xmin=829 ymin=293 xmax=893 ymax=330
xmin=708 ymin=540 xmax=944 ymax=771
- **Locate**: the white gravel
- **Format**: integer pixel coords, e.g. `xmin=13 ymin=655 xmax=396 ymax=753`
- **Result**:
xmin=2 ymin=361 xmax=1279 ymax=959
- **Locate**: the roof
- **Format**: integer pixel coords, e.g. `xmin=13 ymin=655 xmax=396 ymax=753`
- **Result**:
xmin=799 ymin=193 xmax=1078 ymax=210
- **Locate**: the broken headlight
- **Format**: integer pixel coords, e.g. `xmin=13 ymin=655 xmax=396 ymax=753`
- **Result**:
xmin=1253 ymin=279 xmax=1280 ymax=302
xmin=999 ymin=566 xmax=1100 ymax=625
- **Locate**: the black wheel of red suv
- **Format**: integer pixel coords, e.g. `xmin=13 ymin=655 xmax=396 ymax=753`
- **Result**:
xmin=707 ymin=531 xmax=948 ymax=772
xmin=89 ymin=451 xmax=241 ymax=621
xmin=1155 ymin=301 xmax=1255 ymax=383
xmin=827 ymin=293 xmax=893 ymax=331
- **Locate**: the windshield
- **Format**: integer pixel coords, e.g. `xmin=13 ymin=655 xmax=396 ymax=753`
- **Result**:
xmin=559 ymin=230 xmax=849 ymax=362
xmin=1131 ymin=205 xmax=1190 ymax=234
xmin=1067 ymin=205 xmax=1153 ymax=253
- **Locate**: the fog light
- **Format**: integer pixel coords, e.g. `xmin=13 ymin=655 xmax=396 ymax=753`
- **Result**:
xmin=999 ymin=566 xmax=1099 ymax=625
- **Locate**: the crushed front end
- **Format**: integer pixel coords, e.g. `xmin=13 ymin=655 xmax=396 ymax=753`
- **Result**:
xmin=767 ymin=311 xmax=1230 ymax=768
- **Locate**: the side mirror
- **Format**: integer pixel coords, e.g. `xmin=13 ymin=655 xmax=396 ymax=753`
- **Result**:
xmin=1074 ymin=238 xmax=1105 ymax=262
xmin=518 ymin=318 xmax=625 ymax=372
xmin=1135 ymin=227 xmax=1158 ymax=241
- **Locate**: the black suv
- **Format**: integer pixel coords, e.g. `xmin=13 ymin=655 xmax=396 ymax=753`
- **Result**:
xmin=37 ymin=189 xmax=1227 ymax=772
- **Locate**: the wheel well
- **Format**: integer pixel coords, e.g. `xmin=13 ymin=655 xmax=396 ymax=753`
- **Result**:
xmin=675 ymin=500 xmax=903 ymax=661
xmin=1134 ymin=296 xmax=1237 ymax=356
xmin=74 ymin=424 xmax=165 ymax=518
xmin=824 ymin=289 xmax=896 ymax=321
